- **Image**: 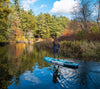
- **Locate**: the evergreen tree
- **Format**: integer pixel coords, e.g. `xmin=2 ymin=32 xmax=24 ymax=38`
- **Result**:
xmin=0 ymin=0 xmax=11 ymax=41
xmin=36 ymin=13 xmax=45 ymax=38
xmin=20 ymin=9 xmax=36 ymax=40
xmin=43 ymin=13 xmax=52 ymax=38
xmin=13 ymin=0 xmax=20 ymax=11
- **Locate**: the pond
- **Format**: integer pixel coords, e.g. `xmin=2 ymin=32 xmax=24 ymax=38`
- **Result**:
xmin=0 ymin=43 xmax=100 ymax=89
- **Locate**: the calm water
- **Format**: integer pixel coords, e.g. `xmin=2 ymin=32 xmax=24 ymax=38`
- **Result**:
xmin=0 ymin=43 xmax=100 ymax=89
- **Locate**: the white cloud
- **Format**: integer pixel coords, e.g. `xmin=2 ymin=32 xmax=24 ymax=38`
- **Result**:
xmin=34 ymin=4 xmax=47 ymax=11
xmin=50 ymin=0 xmax=80 ymax=14
xmin=22 ymin=0 xmax=37 ymax=10
xmin=23 ymin=71 xmax=40 ymax=83
xmin=92 ymin=5 xmax=98 ymax=16
xmin=40 ymin=5 xmax=47 ymax=8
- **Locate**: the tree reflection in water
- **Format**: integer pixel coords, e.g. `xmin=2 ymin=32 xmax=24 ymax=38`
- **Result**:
xmin=0 ymin=43 xmax=51 ymax=89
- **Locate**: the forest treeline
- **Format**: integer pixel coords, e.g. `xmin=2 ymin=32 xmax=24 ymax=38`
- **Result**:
xmin=0 ymin=0 xmax=69 ymax=42
xmin=0 ymin=0 xmax=100 ymax=42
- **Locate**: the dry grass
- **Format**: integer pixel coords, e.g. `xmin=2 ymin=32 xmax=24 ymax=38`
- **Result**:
xmin=34 ymin=40 xmax=100 ymax=59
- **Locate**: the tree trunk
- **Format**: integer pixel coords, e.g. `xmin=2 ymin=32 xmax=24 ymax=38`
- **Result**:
xmin=97 ymin=0 xmax=100 ymax=32
xmin=84 ymin=21 xmax=88 ymax=33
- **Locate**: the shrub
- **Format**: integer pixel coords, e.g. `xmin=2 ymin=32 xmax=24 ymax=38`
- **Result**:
xmin=89 ymin=25 xmax=99 ymax=33
xmin=34 ymin=40 xmax=100 ymax=59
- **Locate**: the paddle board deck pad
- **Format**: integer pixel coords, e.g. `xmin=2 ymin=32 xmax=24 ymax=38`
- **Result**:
xmin=44 ymin=57 xmax=78 ymax=68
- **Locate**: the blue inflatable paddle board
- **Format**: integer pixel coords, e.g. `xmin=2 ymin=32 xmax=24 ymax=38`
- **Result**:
xmin=44 ymin=57 xmax=78 ymax=68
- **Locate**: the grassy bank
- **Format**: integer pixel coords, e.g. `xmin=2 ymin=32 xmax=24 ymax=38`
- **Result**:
xmin=60 ymin=41 xmax=100 ymax=58
xmin=34 ymin=40 xmax=100 ymax=60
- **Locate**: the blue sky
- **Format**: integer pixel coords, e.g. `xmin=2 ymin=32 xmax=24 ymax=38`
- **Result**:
xmin=10 ymin=0 xmax=80 ymax=19
xmin=10 ymin=0 xmax=96 ymax=19
xmin=21 ymin=0 xmax=58 ymax=15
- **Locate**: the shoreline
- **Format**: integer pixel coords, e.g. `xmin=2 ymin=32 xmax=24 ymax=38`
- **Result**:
xmin=0 ymin=38 xmax=53 ymax=45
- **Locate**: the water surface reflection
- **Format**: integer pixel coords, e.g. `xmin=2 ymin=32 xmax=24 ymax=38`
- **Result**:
xmin=0 ymin=43 xmax=100 ymax=89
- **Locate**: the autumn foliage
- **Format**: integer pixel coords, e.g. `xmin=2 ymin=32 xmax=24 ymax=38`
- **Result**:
xmin=62 ymin=27 xmax=73 ymax=36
